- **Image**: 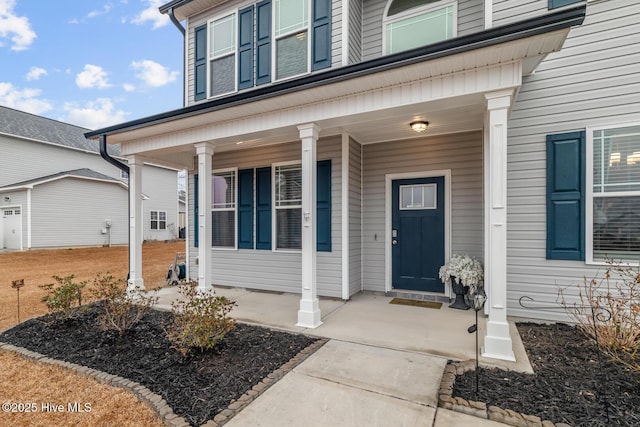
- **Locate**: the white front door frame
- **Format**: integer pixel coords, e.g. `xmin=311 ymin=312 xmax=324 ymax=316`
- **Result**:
xmin=384 ymin=169 xmax=452 ymax=294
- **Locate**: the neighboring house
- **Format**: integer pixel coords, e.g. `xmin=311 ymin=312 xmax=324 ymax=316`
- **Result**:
xmin=0 ymin=106 xmax=180 ymax=249
xmin=84 ymin=0 xmax=640 ymax=361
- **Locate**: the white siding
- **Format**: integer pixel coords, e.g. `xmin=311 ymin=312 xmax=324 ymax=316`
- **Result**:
xmin=188 ymin=137 xmax=343 ymax=297
xmin=506 ymin=0 xmax=640 ymax=320
xmin=362 ymin=131 xmax=484 ymax=292
xmin=362 ymin=0 xmax=486 ymax=61
xmin=30 ymin=179 xmax=128 ymax=248
xmin=349 ymin=137 xmax=362 ymax=296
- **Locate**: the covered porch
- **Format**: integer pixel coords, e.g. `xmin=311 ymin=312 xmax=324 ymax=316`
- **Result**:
xmin=86 ymin=8 xmax=583 ymax=362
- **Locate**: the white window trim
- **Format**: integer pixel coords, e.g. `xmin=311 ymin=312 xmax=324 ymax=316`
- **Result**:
xmin=272 ymin=0 xmax=312 ymax=82
xmin=382 ymin=0 xmax=458 ymax=55
xmin=586 ymin=122 xmax=640 ymax=265
xmin=212 ymin=167 xmax=238 ymax=250
xmin=207 ymin=11 xmax=238 ymax=99
xmin=150 ymin=210 xmax=167 ymax=231
xmin=272 ymin=160 xmax=303 ymax=253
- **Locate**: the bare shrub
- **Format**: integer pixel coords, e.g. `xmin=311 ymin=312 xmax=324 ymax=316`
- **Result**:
xmin=559 ymin=259 xmax=640 ymax=372
xmin=165 ymin=281 xmax=236 ymax=355
xmin=40 ymin=275 xmax=87 ymax=321
xmin=90 ymin=273 xmax=159 ymax=336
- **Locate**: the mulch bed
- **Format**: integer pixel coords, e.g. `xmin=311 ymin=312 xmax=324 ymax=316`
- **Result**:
xmin=453 ymin=322 xmax=640 ymax=427
xmin=0 ymin=304 xmax=318 ymax=426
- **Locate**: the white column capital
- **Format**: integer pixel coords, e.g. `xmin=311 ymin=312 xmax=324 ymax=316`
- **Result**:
xmin=485 ymin=90 xmax=514 ymax=110
xmin=127 ymin=155 xmax=145 ymax=166
xmin=194 ymin=142 xmax=215 ymax=156
xmin=297 ymin=123 xmax=320 ymax=140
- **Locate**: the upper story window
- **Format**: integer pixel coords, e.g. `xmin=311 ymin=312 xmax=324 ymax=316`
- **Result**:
xmin=193 ymin=0 xmax=331 ymax=102
xmin=275 ymin=0 xmax=309 ymax=79
xmin=209 ymin=13 xmax=237 ymax=97
xmin=384 ymin=0 xmax=456 ymax=55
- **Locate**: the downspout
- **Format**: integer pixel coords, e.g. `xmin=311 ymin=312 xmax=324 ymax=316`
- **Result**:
xmin=99 ymin=134 xmax=131 ymax=278
xmin=166 ymin=7 xmax=187 ymax=106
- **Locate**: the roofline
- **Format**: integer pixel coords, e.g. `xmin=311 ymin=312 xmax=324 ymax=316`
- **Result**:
xmin=0 ymin=130 xmax=123 ymax=158
xmin=159 ymin=0 xmax=191 ymax=14
xmin=86 ymin=3 xmax=586 ymax=139
xmin=0 ymin=174 xmax=128 ymax=193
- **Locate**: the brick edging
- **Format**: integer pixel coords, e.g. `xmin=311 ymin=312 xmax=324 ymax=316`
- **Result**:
xmin=0 ymin=337 xmax=329 ymax=427
xmin=438 ymin=360 xmax=573 ymax=427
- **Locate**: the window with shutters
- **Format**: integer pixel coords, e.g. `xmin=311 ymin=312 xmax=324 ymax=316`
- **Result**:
xmin=587 ymin=124 xmax=640 ymax=262
xmin=193 ymin=0 xmax=330 ymax=101
xmin=383 ymin=0 xmax=456 ymax=55
xmin=212 ymin=169 xmax=237 ymax=248
xmin=274 ymin=162 xmax=302 ymax=250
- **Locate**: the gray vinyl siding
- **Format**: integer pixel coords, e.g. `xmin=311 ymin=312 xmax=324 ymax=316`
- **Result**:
xmin=332 ymin=0 xmax=343 ymax=66
xmin=0 ymin=136 xmax=120 ymax=186
xmin=348 ymin=0 xmax=363 ymax=64
xmin=506 ymin=0 xmax=640 ymax=321
xmin=362 ymin=0 xmax=485 ymax=61
xmin=142 ymin=166 xmax=179 ymax=241
xmin=492 ymin=0 xmax=548 ymax=27
xmin=30 ymin=179 xmax=128 ymax=248
xmin=349 ymin=137 xmax=362 ymax=296
xmin=188 ymin=137 xmax=343 ymax=297
xmin=361 ymin=131 xmax=484 ymax=292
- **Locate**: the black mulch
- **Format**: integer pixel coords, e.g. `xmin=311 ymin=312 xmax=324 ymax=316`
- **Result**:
xmin=0 ymin=304 xmax=318 ymax=426
xmin=453 ymin=322 xmax=640 ymax=427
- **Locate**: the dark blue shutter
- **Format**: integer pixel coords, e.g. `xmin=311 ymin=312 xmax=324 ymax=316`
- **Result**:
xmin=317 ymin=160 xmax=331 ymax=251
xmin=311 ymin=0 xmax=331 ymax=71
xmin=256 ymin=167 xmax=272 ymax=249
xmin=238 ymin=169 xmax=254 ymax=248
xmin=256 ymin=0 xmax=272 ymax=85
xmin=546 ymin=131 xmax=585 ymax=260
xmin=194 ymin=174 xmax=199 ymax=247
xmin=548 ymin=0 xmax=582 ymax=10
xmin=238 ymin=6 xmax=255 ymax=90
xmin=194 ymin=24 xmax=207 ymax=101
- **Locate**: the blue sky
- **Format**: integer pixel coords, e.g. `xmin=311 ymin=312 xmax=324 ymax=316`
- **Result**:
xmin=0 ymin=0 xmax=184 ymax=130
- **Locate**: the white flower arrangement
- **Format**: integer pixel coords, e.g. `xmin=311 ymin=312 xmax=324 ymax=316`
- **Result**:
xmin=439 ymin=254 xmax=484 ymax=292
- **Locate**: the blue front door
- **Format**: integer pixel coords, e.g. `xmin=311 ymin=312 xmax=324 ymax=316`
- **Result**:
xmin=392 ymin=177 xmax=445 ymax=292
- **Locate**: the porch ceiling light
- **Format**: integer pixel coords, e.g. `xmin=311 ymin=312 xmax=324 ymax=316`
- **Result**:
xmin=410 ymin=121 xmax=429 ymax=133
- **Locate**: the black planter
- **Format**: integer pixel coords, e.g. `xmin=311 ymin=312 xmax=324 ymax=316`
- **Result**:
xmin=449 ymin=276 xmax=470 ymax=310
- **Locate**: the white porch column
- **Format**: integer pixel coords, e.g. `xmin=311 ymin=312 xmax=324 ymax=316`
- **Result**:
xmin=482 ymin=90 xmax=515 ymax=361
xmin=128 ymin=156 xmax=144 ymax=291
xmin=195 ymin=143 xmax=214 ymax=292
xmin=297 ymin=123 xmax=322 ymax=328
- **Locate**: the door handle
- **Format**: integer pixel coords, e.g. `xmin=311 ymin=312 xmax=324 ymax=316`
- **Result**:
xmin=392 ymin=240 xmax=398 ymax=245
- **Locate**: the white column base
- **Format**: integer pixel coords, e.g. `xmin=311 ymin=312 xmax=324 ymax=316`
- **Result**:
xmin=296 ymin=298 xmax=322 ymax=328
xmin=127 ymin=278 xmax=144 ymax=292
xmin=197 ymin=277 xmax=212 ymax=292
xmin=482 ymin=319 xmax=515 ymax=361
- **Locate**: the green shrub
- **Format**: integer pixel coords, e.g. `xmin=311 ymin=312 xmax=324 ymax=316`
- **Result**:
xmin=166 ymin=281 xmax=236 ymax=355
xmin=40 ymin=275 xmax=87 ymax=321
xmin=89 ymin=273 xmax=158 ymax=336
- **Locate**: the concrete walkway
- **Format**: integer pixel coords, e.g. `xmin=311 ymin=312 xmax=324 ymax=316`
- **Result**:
xmin=155 ymin=286 xmax=532 ymax=426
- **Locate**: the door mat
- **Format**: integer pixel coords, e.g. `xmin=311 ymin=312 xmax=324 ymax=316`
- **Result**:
xmin=389 ymin=298 xmax=442 ymax=309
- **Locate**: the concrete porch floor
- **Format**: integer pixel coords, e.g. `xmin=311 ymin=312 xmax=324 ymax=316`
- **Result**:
xmin=154 ymin=286 xmax=533 ymax=426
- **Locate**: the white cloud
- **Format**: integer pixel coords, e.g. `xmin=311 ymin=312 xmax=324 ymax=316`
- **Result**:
xmin=87 ymin=3 xmax=113 ymax=18
xmin=131 ymin=0 xmax=169 ymax=29
xmin=76 ymin=64 xmax=111 ymax=89
xmin=131 ymin=60 xmax=178 ymax=88
xmin=0 ymin=82 xmax=52 ymax=114
xmin=26 ymin=66 xmax=47 ymax=81
xmin=123 ymin=83 xmax=136 ymax=92
xmin=61 ymin=98 xmax=128 ymax=129
xmin=0 ymin=0 xmax=37 ymax=51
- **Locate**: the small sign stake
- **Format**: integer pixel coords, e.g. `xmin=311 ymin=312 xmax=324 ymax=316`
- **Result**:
xmin=12 ymin=279 xmax=25 ymax=323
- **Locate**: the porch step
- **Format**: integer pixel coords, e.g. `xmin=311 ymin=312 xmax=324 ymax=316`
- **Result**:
xmin=385 ymin=291 xmax=450 ymax=304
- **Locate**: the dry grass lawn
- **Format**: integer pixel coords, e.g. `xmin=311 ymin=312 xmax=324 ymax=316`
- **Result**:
xmin=0 ymin=241 xmax=185 ymax=427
